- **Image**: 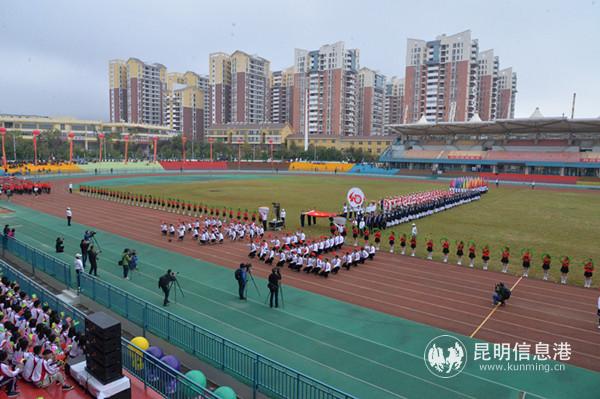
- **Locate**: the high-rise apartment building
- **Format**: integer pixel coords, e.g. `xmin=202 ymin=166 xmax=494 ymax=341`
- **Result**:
xmin=357 ymin=68 xmax=385 ymax=135
xmin=384 ymin=77 xmax=405 ymax=129
xmin=270 ymin=67 xmax=294 ymax=124
xmin=164 ymin=71 xmax=205 ymax=141
xmin=124 ymin=58 xmax=167 ymax=125
xmin=497 ymin=67 xmax=517 ymax=119
xmin=197 ymin=75 xmax=211 ymax=132
xmin=230 ymin=51 xmax=270 ymax=123
xmin=109 ymin=60 xmax=128 ymax=122
xmin=405 ymin=30 xmax=479 ymax=123
xmin=209 ymin=52 xmax=232 ymax=125
xmin=292 ymin=42 xmax=359 ymax=136
xmin=477 ymin=49 xmax=499 ymax=121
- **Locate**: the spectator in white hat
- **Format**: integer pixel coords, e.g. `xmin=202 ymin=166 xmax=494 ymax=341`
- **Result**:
xmin=74 ymin=253 xmax=84 ymax=293
xmin=66 ymin=207 xmax=72 ymax=226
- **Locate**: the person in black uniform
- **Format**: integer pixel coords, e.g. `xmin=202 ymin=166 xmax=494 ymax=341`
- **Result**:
xmin=55 ymin=236 xmax=65 ymax=253
xmin=158 ymin=269 xmax=177 ymax=306
xmin=234 ymin=263 xmax=248 ymax=300
xmin=268 ymin=268 xmax=281 ymax=308
xmin=87 ymin=244 xmax=99 ymax=276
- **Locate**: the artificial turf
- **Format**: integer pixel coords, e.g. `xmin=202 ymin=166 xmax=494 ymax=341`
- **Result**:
xmin=88 ymin=173 xmax=600 ymax=286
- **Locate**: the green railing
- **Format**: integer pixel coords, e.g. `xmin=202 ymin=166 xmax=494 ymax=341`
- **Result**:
xmin=0 ymin=258 xmax=218 ymax=399
xmin=2 ymin=237 xmax=357 ymax=399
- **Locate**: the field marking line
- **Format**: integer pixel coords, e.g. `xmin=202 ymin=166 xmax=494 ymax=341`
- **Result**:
xmin=470 ymin=277 xmax=523 ymax=338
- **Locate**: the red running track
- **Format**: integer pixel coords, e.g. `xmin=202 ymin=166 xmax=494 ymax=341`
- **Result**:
xmin=10 ymin=176 xmax=600 ymax=372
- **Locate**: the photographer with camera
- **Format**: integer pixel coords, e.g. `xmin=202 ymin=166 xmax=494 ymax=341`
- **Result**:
xmin=493 ymin=282 xmax=511 ymax=306
xmin=158 ymin=269 xmax=177 ymax=306
xmin=234 ymin=263 xmax=249 ymax=300
xmin=55 ymin=236 xmax=64 ymax=253
xmin=268 ymin=268 xmax=282 ymax=308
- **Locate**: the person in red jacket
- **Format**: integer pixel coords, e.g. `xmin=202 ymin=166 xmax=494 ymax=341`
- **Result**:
xmin=388 ymin=232 xmax=396 ymax=254
xmin=482 ymin=245 xmax=490 ymax=270
xmin=456 ymin=240 xmax=465 ymax=266
xmin=541 ymin=254 xmax=552 ymax=281
xmin=521 ymin=249 xmax=532 ymax=277
xmin=363 ymin=229 xmax=370 ymax=244
xmin=441 ymin=238 xmax=450 ymax=263
xmin=501 ymin=246 xmax=510 ymax=273
xmin=400 ymin=233 xmax=407 ymax=255
xmin=560 ymin=256 xmax=570 ymax=284
xmin=468 ymin=242 xmax=476 ymax=268
xmin=426 ymin=238 xmax=434 ymax=260
xmin=410 ymin=235 xmax=417 ymax=257
xmin=583 ymin=259 xmax=594 ymax=288
xmin=374 ymin=230 xmax=382 ymax=250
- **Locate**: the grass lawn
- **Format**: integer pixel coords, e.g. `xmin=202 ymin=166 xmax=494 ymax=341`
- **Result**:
xmin=113 ymin=174 xmax=600 ymax=286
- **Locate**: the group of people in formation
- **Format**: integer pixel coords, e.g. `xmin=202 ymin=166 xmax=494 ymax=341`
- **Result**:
xmin=248 ymin=231 xmax=376 ymax=278
xmin=0 ymin=178 xmax=52 ymax=197
xmin=381 ymin=226 xmax=594 ymax=286
xmin=160 ymin=217 xmax=266 ymax=244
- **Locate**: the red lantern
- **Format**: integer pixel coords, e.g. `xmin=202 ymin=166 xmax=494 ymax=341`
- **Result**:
xmin=0 ymin=127 xmax=6 ymax=171
xmin=32 ymin=129 xmax=41 ymax=165
xmin=123 ymin=134 xmax=130 ymax=163
xmin=98 ymin=133 xmax=105 ymax=162
xmin=68 ymin=131 xmax=75 ymax=163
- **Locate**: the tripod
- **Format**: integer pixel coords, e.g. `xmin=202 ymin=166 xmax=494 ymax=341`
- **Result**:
xmin=245 ymin=270 xmax=261 ymax=298
xmin=169 ymin=278 xmax=185 ymax=302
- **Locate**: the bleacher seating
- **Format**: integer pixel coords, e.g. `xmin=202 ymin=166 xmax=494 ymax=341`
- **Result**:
xmin=226 ymin=161 xmax=289 ymax=170
xmin=580 ymin=153 xmax=600 ymax=163
xmin=486 ymin=151 xmax=580 ymax=162
xmin=79 ymin=161 xmax=164 ymax=172
xmin=288 ymin=162 xmax=355 ymax=172
xmin=6 ymin=162 xmax=83 ymax=175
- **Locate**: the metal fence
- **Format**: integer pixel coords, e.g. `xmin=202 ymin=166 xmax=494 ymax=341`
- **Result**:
xmin=2 ymin=237 xmax=357 ymax=399
xmin=0 ymin=258 xmax=218 ymax=399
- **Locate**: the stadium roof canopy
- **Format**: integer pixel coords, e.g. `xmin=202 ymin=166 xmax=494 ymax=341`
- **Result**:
xmin=387 ymin=117 xmax=600 ymax=136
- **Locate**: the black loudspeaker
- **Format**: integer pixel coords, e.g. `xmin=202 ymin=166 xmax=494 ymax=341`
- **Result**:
xmin=85 ymin=312 xmax=123 ymax=385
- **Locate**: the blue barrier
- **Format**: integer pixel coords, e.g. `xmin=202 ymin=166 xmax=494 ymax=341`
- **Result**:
xmin=0 ymin=258 xmax=219 ymax=399
xmin=2 ymin=237 xmax=357 ymax=399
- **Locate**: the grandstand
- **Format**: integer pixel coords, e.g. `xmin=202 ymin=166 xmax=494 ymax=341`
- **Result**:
xmin=380 ymin=115 xmax=600 ymax=181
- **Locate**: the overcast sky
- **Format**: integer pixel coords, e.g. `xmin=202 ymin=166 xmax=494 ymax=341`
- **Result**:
xmin=1 ymin=0 xmax=598 ymax=120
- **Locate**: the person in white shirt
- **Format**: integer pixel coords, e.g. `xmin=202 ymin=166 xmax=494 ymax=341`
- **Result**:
xmin=332 ymin=255 xmax=341 ymax=274
xmin=411 ymin=223 xmax=418 ymax=238
xmin=320 ymin=259 xmax=332 ymax=277
xmin=74 ymin=253 xmax=84 ymax=293
xmin=248 ymin=242 xmax=257 ymax=258
xmin=0 ymin=350 xmax=20 ymax=396
xmin=66 ymin=207 xmax=72 ymax=226
xmin=280 ymin=208 xmax=287 ymax=226
xmin=34 ymin=349 xmax=73 ymax=390
xmin=68 ymin=183 xmax=73 ymax=194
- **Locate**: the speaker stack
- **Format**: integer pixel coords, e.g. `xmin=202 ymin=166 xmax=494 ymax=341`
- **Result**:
xmin=85 ymin=312 xmax=123 ymax=384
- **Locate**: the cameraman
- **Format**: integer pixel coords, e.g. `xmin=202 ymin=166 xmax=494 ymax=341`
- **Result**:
xmin=88 ymin=244 xmax=99 ymax=277
xmin=234 ymin=263 xmax=249 ymax=300
xmin=158 ymin=269 xmax=177 ymax=306
xmin=493 ymin=282 xmax=511 ymax=306
xmin=268 ymin=268 xmax=281 ymax=308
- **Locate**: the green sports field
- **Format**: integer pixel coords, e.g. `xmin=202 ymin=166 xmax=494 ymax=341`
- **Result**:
xmin=90 ymin=173 xmax=600 ymax=286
